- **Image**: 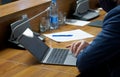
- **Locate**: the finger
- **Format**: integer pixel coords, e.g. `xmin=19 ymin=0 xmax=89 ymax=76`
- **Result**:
xmin=70 ymin=42 xmax=76 ymax=54
xmin=75 ymin=40 xmax=89 ymax=56
xmin=75 ymin=41 xmax=85 ymax=56
xmin=66 ymin=43 xmax=76 ymax=54
xmin=72 ymin=41 xmax=81 ymax=54
xmin=66 ymin=45 xmax=71 ymax=48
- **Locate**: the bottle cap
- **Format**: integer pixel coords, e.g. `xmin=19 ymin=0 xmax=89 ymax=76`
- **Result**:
xmin=52 ymin=0 xmax=56 ymax=3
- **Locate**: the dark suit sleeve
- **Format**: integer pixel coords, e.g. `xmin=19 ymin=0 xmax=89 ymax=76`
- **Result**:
xmin=98 ymin=0 xmax=117 ymax=12
xmin=76 ymin=5 xmax=120 ymax=74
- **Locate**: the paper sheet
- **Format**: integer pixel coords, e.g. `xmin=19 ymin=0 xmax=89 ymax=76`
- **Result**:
xmin=65 ymin=19 xmax=90 ymax=26
xmin=43 ymin=29 xmax=94 ymax=42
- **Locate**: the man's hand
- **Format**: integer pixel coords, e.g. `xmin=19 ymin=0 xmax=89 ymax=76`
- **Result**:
xmin=66 ymin=40 xmax=89 ymax=56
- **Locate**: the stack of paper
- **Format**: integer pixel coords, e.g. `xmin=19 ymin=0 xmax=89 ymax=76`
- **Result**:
xmin=43 ymin=29 xmax=94 ymax=42
xmin=65 ymin=19 xmax=90 ymax=26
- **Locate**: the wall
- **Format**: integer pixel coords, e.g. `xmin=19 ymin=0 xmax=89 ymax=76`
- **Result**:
xmin=89 ymin=0 xmax=99 ymax=9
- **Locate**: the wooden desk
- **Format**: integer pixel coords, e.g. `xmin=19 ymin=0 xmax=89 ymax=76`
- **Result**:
xmin=0 ymin=10 xmax=106 ymax=77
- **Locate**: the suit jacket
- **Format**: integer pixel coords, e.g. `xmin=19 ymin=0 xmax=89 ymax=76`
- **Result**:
xmin=76 ymin=5 xmax=120 ymax=77
xmin=98 ymin=0 xmax=117 ymax=12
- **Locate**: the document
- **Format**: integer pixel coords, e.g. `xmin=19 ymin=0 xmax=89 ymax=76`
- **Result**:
xmin=65 ymin=19 xmax=90 ymax=26
xmin=43 ymin=29 xmax=94 ymax=42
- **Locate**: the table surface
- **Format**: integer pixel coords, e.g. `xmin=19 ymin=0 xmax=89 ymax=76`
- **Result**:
xmin=0 ymin=10 xmax=106 ymax=77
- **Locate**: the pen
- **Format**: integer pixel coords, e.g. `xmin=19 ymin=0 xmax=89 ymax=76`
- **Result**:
xmin=52 ymin=34 xmax=73 ymax=37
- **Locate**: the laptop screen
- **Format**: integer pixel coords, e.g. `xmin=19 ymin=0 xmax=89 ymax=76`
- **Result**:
xmin=18 ymin=28 xmax=49 ymax=62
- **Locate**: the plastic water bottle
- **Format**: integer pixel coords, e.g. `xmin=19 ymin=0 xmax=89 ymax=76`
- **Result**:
xmin=49 ymin=0 xmax=59 ymax=29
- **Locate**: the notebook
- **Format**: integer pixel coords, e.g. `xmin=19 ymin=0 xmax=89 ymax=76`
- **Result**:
xmin=18 ymin=28 xmax=77 ymax=66
xmin=10 ymin=15 xmax=77 ymax=66
xmin=88 ymin=20 xmax=103 ymax=28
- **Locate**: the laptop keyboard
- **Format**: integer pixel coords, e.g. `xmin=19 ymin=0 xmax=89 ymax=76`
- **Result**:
xmin=46 ymin=48 xmax=69 ymax=64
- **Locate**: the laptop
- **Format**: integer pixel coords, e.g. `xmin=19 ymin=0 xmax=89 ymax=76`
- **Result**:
xmin=18 ymin=28 xmax=77 ymax=66
xmin=10 ymin=15 xmax=77 ymax=66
